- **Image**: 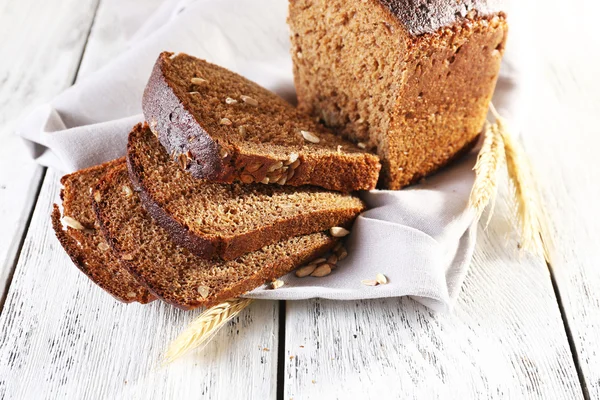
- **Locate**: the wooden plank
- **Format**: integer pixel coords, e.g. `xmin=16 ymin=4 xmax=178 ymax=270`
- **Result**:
xmin=519 ymin=1 xmax=600 ymax=398
xmin=0 ymin=1 xmax=279 ymax=397
xmin=284 ymin=186 xmax=583 ymax=399
xmin=0 ymin=0 xmax=99 ymax=303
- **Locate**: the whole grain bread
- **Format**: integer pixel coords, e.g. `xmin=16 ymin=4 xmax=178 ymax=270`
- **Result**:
xmin=51 ymin=159 xmax=154 ymax=304
xmin=288 ymin=0 xmax=507 ymax=189
xmin=127 ymin=123 xmax=363 ymax=260
xmin=142 ymin=52 xmax=381 ymax=193
xmin=93 ymin=164 xmax=338 ymax=309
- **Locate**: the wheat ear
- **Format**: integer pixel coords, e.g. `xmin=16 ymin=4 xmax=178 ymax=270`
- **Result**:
xmin=469 ymin=120 xmax=506 ymax=224
xmin=163 ymin=298 xmax=254 ymax=364
xmin=489 ymin=105 xmax=551 ymax=262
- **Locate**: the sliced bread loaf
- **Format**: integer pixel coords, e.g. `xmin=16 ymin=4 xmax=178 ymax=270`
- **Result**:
xmin=127 ymin=123 xmax=363 ymax=260
xmin=143 ymin=52 xmax=381 ymax=193
xmin=93 ymin=164 xmax=338 ymax=309
xmin=51 ymin=159 xmax=154 ymax=304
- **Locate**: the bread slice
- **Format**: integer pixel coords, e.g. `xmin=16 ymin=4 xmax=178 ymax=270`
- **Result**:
xmin=142 ymin=52 xmax=381 ymax=193
xmin=127 ymin=123 xmax=363 ymax=260
xmin=51 ymin=159 xmax=155 ymax=304
xmin=93 ymin=164 xmax=338 ymax=309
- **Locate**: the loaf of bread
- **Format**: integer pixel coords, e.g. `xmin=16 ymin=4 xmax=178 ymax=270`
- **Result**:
xmin=92 ymin=164 xmax=338 ymax=309
xmin=51 ymin=159 xmax=154 ymax=304
xmin=127 ymin=123 xmax=364 ymax=260
xmin=143 ymin=52 xmax=381 ymax=193
xmin=288 ymin=0 xmax=507 ymax=189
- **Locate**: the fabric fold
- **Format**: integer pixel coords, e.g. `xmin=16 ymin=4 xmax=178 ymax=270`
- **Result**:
xmin=17 ymin=0 xmax=523 ymax=312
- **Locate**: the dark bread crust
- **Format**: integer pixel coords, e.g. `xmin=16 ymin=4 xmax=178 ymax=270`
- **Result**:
xmin=93 ymin=164 xmax=338 ymax=309
xmin=51 ymin=161 xmax=154 ymax=304
xmin=127 ymin=123 xmax=363 ymax=260
xmin=142 ymin=52 xmax=381 ymax=193
xmin=378 ymin=0 xmax=502 ymax=35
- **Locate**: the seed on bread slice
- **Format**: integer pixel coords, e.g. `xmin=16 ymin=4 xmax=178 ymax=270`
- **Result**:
xmin=143 ymin=52 xmax=381 ymax=193
xmin=92 ymin=164 xmax=338 ymax=309
xmin=127 ymin=123 xmax=364 ymax=260
xmin=51 ymin=159 xmax=154 ymax=304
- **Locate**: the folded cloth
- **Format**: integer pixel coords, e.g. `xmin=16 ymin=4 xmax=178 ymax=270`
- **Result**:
xmin=18 ymin=0 xmax=526 ymax=312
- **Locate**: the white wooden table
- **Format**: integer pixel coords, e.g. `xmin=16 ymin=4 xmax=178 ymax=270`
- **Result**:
xmin=0 ymin=1 xmax=598 ymax=399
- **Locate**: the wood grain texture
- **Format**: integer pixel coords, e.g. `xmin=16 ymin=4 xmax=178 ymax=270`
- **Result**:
xmin=0 ymin=170 xmax=279 ymax=399
xmin=519 ymin=1 xmax=600 ymax=398
xmin=284 ymin=186 xmax=583 ymax=399
xmin=0 ymin=1 xmax=279 ymax=398
xmin=0 ymin=0 xmax=99 ymax=303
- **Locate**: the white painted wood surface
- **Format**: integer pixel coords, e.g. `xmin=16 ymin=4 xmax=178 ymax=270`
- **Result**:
xmin=0 ymin=1 xmax=279 ymax=398
xmin=0 ymin=0 xmax=99 ymax=303
xmin=519 ymin=1 xmax=600 ymax=398
xmin=284 ymin=187 xmax=583 ymax=399
xmin=0 ymin=0 xmax=599 ymax=398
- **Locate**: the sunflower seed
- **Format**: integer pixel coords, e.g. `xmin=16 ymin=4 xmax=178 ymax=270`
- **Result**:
xmin=122 ymin=185 xmax=133 ymax=197
xmin=240 ymin=95 xmax=258 ymax=106
xmin=238 ymin=126 xmax=247 ymax=135
xmin=127 ymin=291 xmax=138 ymax=298
xmin=188 ymin=91 xmax=199 ymax=95
xmin=220 ymin=117 xmax=232 ymax=126
xmin=219 ymin=147 xmax=228 ymax=158
xmin=310 ymin=264 xmax=332 ymax=277
xmin=178 ymin=153 xmax=188 ymax=169
xmin=197 ymin=285 xmax=210 ymax=298
xmin=301 ymin=130 xmax=320 ymax=144
xmin=285 ymin=153 xmax=299 ymax=165
xmin=225 ymin=97 xmax=238 ymax=104
xmin=261 ymin=177 xmax=270 ymax=184
xmin=121 ymin=254 xmax=134 ymax=261
xmin=63 ymin=216 xmax=85 ymax=231
xmin=271 ymin=279 xmax=284 ymax=289
xmin=357 ymin=142 xmax=367 ymax=149
xmin=361 ymin=279 xmax=378 ymax=286
xmin=240 ymin=173 xmax=254 ymax=184
xmin=268 ymin=161 xmax=284 ymax=172
xmin=246 ymin=162 xmax=262 ymax=173
xmin=295 ymin=264 xmax=316 ymax=277
xmin=330 ymin=227 xmax=350 ymax=237
xmin=376 ymin=273 xmax=388 ymax=285
xmin=308 ymin=258 xmax=327 ymax=266
xmin=93 ymin=191 xmax=101 ymax=202
xmin=191 ymin=77 xmax=208 ymax=84
xmin=335 ymin=246 xmax=348 ymax=260
xmin=98 ymin=242 xmax=110 ymax=251
xmin=267 ymin=172 xmax=282 ymax=182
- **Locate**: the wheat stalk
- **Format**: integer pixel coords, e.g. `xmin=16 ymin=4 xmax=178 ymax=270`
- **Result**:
xmin=469 ymin=120 xmax=506 ymax=224
xmin=489 ymin=105 xmax=551 ymax=262
xmin=163 ymin=298 xmax=254 ymax=364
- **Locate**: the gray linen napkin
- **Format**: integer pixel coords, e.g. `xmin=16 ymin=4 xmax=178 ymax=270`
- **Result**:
xmin=18 ymin=0 xmax=525 ymax=312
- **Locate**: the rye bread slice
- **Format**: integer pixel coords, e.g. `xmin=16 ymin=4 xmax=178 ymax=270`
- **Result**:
xmin=142 ymin=52 xmax=381 ymax=193
xmin=127 ymin=122 xmax=364 ymax=260
xmin=92 ymin=164 xmax=338 ymax=309
xmin=51 ymin=159 xmax=154 ymax=304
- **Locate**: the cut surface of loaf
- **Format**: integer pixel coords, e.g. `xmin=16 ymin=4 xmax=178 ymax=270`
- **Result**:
xmin=51 ymin=159 xmax=154 ymax=304
xmin=288 ymin=0 xmax=507 ymax=189
xmin=142 ymin=52 xmax=381 ymax=192
xmin=127 ymin=123 xmax=364 ymax=260
xmin=93 ymin=164 xmax=338 ymax=309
